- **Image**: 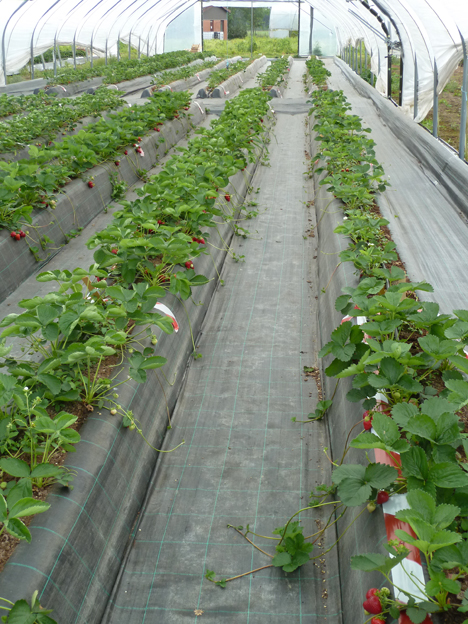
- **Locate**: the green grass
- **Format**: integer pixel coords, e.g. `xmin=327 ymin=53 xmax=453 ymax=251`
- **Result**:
xmin=204 ymin=35 xmax=297 ymax=57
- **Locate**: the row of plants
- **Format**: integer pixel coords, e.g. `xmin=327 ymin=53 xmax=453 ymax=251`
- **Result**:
xmin=309 ymin=61 xmax=468 ymax=624
xmin=0 ymin=87 xmax=123 ymax=155
xmin=0 ymin=86 xmax=272 ymax=622
xmin=0 ymin=92 xmax=61 ymax=119
xmin=256 ymin=56 xmax=290 ymax=90
xmin=206 ymin=59 xmax=252 ymax=92
xmin=150 ymin=58 xmax=219 ymax=91
xmin=204 ymin=59 xmax=468 ymax=624
xmin=0 ymin=90 xmax=191 ymax=233
xmin=45 ymin=50 xmax=211 ymax=86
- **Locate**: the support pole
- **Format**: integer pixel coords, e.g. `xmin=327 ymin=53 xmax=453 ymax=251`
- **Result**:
xmin=459 ymin=31 xmax=468 ymax=160
xmin=250 ymin=0 xmax=253 ymax=59
xmin=138 ymin=36 xmax=141 ymax=60
xmin=128 ymin=32 xmax=132 ymax=60
xmin=297 ymin=0 xmax=300 ymax=58
xmin=41 ymin=54 xmax=46 ymax=71
xmin=90 ymin=40 xmax=93 ymax=68
xmin=387 ymin=44 xmax=392 ymax=98
xmin=399 ymin=55 xmax=403 ymax=105
xmin=57 ymin=43 xmax=62 ymax=67
xmin=53 ymin=39 xmax=57 ymax=77
xmin=433 ymin=60 xmax=439 ymax=138
xmin=309 ymin=7 xmax=313 ymax=55
xmin=117 ymin=33 xmax=120 ymax=62
xmin=413 ymin=54 xmax=418 ymax=120
xmin=359 ymin=41 xmax=362 ymax=75
xmin=105 ymin=38 xmax=108 ymax=65
xmin=201 ymin=0 xmax=204 ymax=52
xmin=364 ymin=46 xmax=367 ymax=75
xmin=73 ymin=38 xmax=77 ymax=69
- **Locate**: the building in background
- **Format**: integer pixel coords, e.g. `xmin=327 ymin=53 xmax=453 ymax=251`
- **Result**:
xmin=202 ymin=6 xmax=229 ymax=41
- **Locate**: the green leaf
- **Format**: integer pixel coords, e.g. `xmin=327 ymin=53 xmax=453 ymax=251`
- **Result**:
xmin=36 ymin=304 xmax=60 ymax=326
xmin=4 ymin=598 xmax=36 ymax=622
xmin=37 ymin=374 xmax=62 ymax=395
xmin=140 ymin=356 xmax=167 ymax=370
xmin=401 ymin=447 xmax=428 ymax=481
xmin=391 ymin=402 xmax=419 ymax=426
xmin=429 ymin=462 xmax=468 ymax=488
xmin=331 ymin=321 xmax=352 ymax=347
xmin=272 ymin=552 xmax=292 ymax=567
xmin=0 ymin=458 xmax=30 ymax=478
xmin=365 ymin=462 xmax=398 ymax=489
xmin=406 ymin=607 xmax=429 ymax=624
xmin=8 ymin=497 xmax=50 ymax=519
xmin=404 ymin=414 xmax=437 ymax=441
xmin=406 ymin=489 xmax=435 ymax=523
xmin=30 ymin=464 xmax=64 ymax=479
xmin=372 ymin=412 xmax=400 ymax=446
xmin=5 ymin=518 xmax=32 ymax=543
xmin=350 ymin=552 xmax=386 ymax=571
xmin=379 ymin=357 xmax=404 ymax=384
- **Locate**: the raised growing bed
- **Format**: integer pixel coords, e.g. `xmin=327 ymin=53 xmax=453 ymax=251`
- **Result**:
xmin=0 ymin=89 xmax=274 ymax=623
xmin=309 ymin=60 xmax=468 ymax=624
xmin=0 ymin=99 xmax=204 ymax=304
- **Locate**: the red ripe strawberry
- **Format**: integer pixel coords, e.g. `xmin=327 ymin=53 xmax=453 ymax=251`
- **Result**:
xmin=157 ymin=220 xmax=164 ymax=225
xmin=192 ymin=237 xmax=199 ymax=243
xmin=366 ymin=588 xmax=379 ymax=600
xmin=184 ymin=106 xmax=189 ymax=110
xmin=115 ymin=160 xmax=120 ymax=166
xmin=138 ymin=137 xmax=142 ymax=142
xmin=225 ymin=194 xmax=231 ymax=202
xmin=88 ymin=181 xmax=94 ymax=188
xmin=154 ymin=127 xmax=158 ymax=131
xmin=185 ymin=261 xmax=194 ymax=270
xmin=19 ymin=231 xmax=26 ymax=238
xmin=15 ymin=234 xmax=20 ymax=241
xmin=363 ymin=595 xmax=382 ymax=614
xmin=363 ymin=419 xmax=372 ymax=431
xmin=371 ymin=618 xmax=385 ymax=624
xmin=260 ymin=118 xmax=263 ymax=122
xmin=124 ymin=150 xmax=128 ymax=155
xmin=156 ymin=128 xmax=160 ymax=132
xmin=198 ymin=237 xmax=205 ymax=245
xmin=376 ymin=491 xmax=389 ymax=505
xmin=174 ymin=114 xmax=179 ymax=118
xmin=10 ymin=231 xmax=16 ymax=238
xmin=111 ymin=248 xmax=118 ymax=255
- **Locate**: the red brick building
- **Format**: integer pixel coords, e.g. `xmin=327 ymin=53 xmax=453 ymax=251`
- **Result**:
xmin=203 ymin=6 xmax=229 ymax=40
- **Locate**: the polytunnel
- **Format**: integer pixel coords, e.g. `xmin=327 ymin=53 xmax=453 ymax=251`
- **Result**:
xmin=0 ymin=1 xmax=468 ymax=624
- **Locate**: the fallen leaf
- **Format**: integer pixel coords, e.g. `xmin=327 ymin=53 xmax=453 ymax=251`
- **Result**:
xmin=194 ymin=609 xmax=204 ymax=616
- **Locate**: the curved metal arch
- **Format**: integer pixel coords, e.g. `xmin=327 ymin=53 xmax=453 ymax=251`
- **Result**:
xmin=1 ymin=0 xmax=28 ymax=83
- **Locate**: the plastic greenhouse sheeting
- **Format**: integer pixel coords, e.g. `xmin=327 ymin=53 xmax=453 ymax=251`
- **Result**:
xmin=1 ymin=1 xmax=468 ymax=135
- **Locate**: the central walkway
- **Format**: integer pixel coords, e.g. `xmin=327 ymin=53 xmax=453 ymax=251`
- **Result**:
xmin=104 ymin=60 xmax=342 ymax=624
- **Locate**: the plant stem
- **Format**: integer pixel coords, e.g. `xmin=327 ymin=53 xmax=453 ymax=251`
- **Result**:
xmin=229 ymin=526 xmax=273 ymax=558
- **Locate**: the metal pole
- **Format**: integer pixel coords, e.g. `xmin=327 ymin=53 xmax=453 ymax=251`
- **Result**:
xmin=364 ymin=46 xmax=367 ymax=74
xmin=413 ymin=54 xmax=418 ymax=120
xmin=105 ymin=38 xmax=108 ymax=65
xmin=297 ymin=0 xmax=300 ymax=57
xmin=226 ymin=8 xmax=228 ymax=57
xmin=387 ymin=44 xmax=392 ymax=98
xmin=53 ymin=39 xmax=57 ymax=77
xmin=128 ymin=32 xmax=132 ymax=60
xmin=201 ymin=0 xmax=204 ymax=52
xmin=399 ymin=55 xmax=403 ymax=105
xmin=309 ymin=7 xmax=313 ymax=55
xmin=41 ymin=53 xmax=46 ymax=71
xmin=147 ymin=37 xmax=150 ymax=57
xmin=359 ymin=41 xmax=362 ymax=75
xmin=459 ymin=29 xmax=468 ymax=160
xmin=73 ymin=38 xmax=76 ymax=69
xmin=57 ymin=43 xmax=62 ymax=67
xmin=117 ymin=32 xmax=120 ymax=61
xmin=250 ymin=0 xmax=253 ymax=59
xmin=138 ymin=36 xmax=141 ymax=60
xmin=433 ymin=60 xmax=439 ymax=138
xmin=90 ymin=40 xmax=93 ymax=68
